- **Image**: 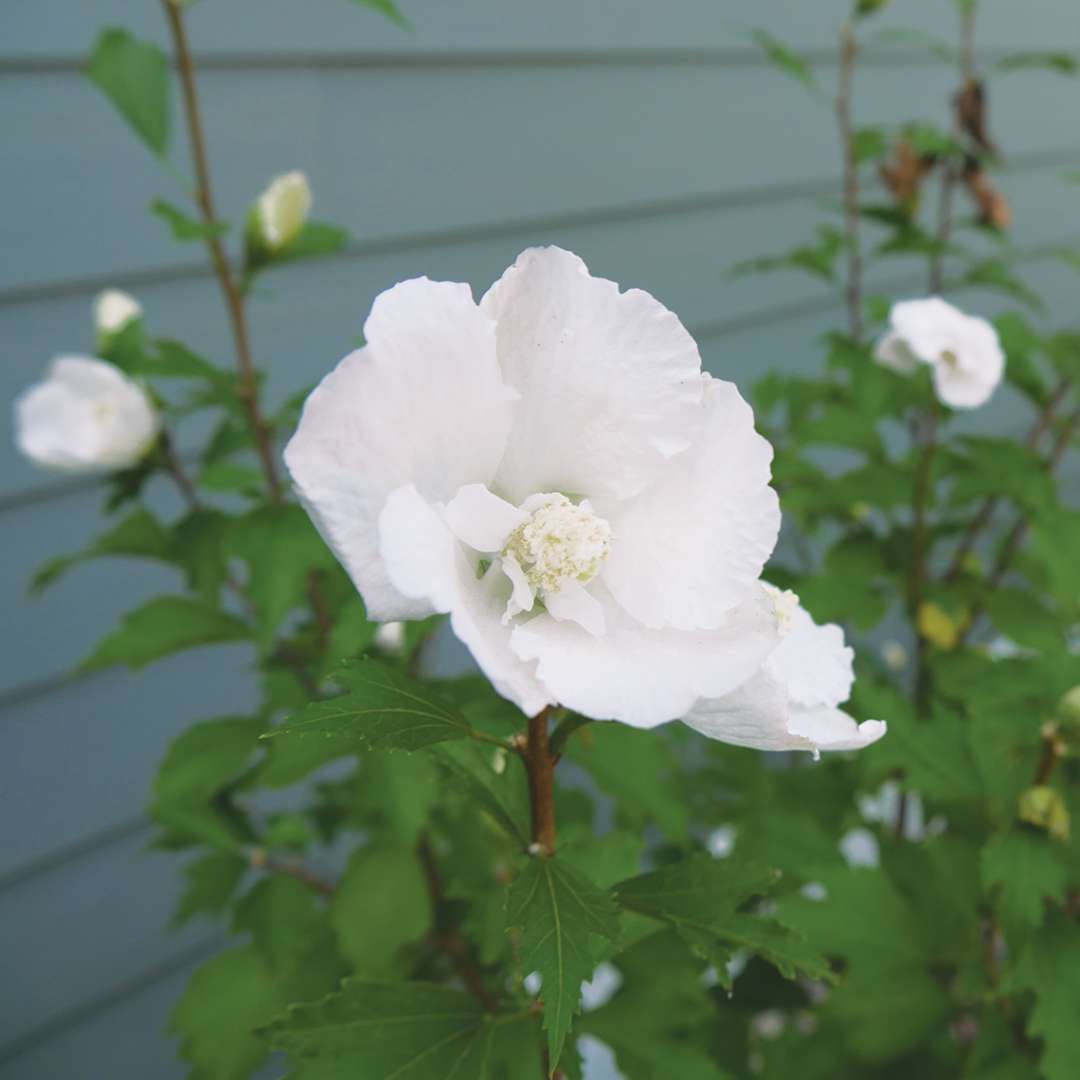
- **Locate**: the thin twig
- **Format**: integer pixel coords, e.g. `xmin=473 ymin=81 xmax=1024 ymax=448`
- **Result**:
xmin=160 ymin=433 xmax=202 ymax=509
xmin=942 ymin=379 xmax=1073 ymax=583
xmin=416 ymin=835 xmax=501 ymax=1011
xmin=160 ymin=0 xmax=284 ymax=502
xmin=928 ymin=165 xmax=956 ymax=296
xmin=836 ymin=23 xmax=863 ymax=344
xmin=251 ymin=849 xmax=336 ymax=897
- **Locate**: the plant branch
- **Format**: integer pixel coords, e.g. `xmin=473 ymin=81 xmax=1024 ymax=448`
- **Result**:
xmin=160 ymin=0 xmax=284 ymax=503
xmin=928 ymin=164 xmax=956 ymax=296
xmin=523 ymin=708 xmax=557 ymax=856
xmin=416 ymin=835 xmax=501 ymax=1012
xmin=250 ymin=848 xmax=336 ymax=897
xmin=836 ymin=23 xmax=863 ymax=344
xmin=942 ymin=379 xmax=1073 ymax=583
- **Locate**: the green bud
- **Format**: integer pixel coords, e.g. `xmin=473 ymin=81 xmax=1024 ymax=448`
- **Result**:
xmin=1018 ymin=786 xmax=1070 ymax=843
xmin=855 ymin=0 xmax=891 ymax=17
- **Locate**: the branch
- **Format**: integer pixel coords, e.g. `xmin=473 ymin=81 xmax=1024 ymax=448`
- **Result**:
xmin=250 ymin=848 xmax=336 ymax=897
xmin=523 ymin=707 xmax=557 ymax=856
xmin=927 ymin=165 xmax=956 ymax=296
xmin=942 ymin=379 xmax=1073 ymax=583
xmin=836 ymin=23 xmax=863 ymax=344
xmin=159 ymin=0 xmax=284 ymax=502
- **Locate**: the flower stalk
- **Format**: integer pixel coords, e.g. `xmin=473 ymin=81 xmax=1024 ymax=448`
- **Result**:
xmin=159 ymin=0 xmax=284 ymax=502
xmin=836 ymin=22 xmax=863 ymax=344
xmin=524 ymin=707 xmax=557 ymax=856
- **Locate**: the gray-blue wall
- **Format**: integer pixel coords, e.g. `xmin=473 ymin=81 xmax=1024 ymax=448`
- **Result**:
xmin=2 ymin=1 xmax=1078 ymax=1075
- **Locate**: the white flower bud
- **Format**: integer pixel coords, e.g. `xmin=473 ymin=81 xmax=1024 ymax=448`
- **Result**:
xmin=93 ymin=289 xmax=142 ymax=339
xmin=14 ymin=356 xmax=160 ymax=473
xmin=255 ymin=171 xmax=312 ymax=251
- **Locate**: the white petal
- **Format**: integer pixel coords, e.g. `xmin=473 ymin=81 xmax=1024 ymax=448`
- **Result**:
xmin=544 ymin=580 xmax=606 ymax=637
xmin=873 ymin=330 xmax=920 ymax=374
xmin=767 ymin=604 xmax=854 ymax=710
xmin=284 ymin=278 xmax=516 ymax=621
xmin=501 ymin=551 xmax=535 ymax=621
xmin=889 ymin=297 xmax=966 ymax=362
xmin=510 ymin=585 xmax=778 ymax=728
xmin=481 ymin=246 xmax=704 ymax=503
xmin=93 ymin=289 xmax=142 ymax=335
xmin=787 ymin=707 xmax=887 ymax=752
xmin=379 ymin=486 xmax=552 ymax=715
xmin=257 ymin=171 xmax=311 ymax=249
xmin=682 ymin=666 xmax=811 ymax=751
xmin=932 ymin=362 xmax=999 ymax=409
xmin=596 ymin=377 xmax=780 ymax=630
xmin=444 ymin=483 xmax=525 ymax=552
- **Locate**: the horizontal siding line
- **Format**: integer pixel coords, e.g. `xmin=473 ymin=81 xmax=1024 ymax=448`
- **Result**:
xmin=0 ymin=46 xmax=1039 ymax=77
xmin=0 ymin=814 xmax=149 ymax=894
xmin=0 ymin=669 xmax=107 ymax=717
xmin=3 ymin=141 xmax=1079 ymax=313
xmin=0 ymin=239 xmax=1070 ymax=780
xmin=0 ymin=935 xmax=223 ymax=1067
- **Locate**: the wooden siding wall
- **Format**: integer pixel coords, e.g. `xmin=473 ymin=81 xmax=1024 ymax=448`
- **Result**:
xmin=1 ymin=1 xmax=1078 ymax=1075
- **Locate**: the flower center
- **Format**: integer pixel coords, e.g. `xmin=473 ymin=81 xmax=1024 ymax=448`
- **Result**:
xmin=762 ymin=582 xmax=800 ymax=638
xmin=940 ymin=348 xmax=959 ymax=368
xmin=503 ymin=493 xmax=612 ymax=597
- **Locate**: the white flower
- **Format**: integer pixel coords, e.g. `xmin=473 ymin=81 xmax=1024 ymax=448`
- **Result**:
xmin=14 ymin=356 xmax=160 ymax=472
xmin=682 ymin=585 xmax=886 ymax=756
xmin=285 ymin=247 xmax=783 ymax=729
xmin=255 ymin=171 xmax=311 ymax=250
xmin=874 ymin=297 xmax=1004 ymax=409
xmin=93 ymin=289 xmax=142 ymax=338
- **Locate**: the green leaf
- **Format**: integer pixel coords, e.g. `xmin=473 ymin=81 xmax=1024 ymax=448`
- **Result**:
xmin=330 ymin=846 xmax=432 ymax=976
xmin=875 ymin=27 xmax=957 ymax=64
xmin=564 ymin=723 xmax=687 ymax=840
xmin=982 ymin=589 xmax=1065 ymax=652
xmin=436 ymin=741 xmax=530 ymax=846
xmin=750 ymin=29 xmax=817 ymax=91
xmin=852 ymin=126 xmax=889 ymax=163
xmin=171 ymin=947 xmax=291 ymax=1080
xmin=506 ymin=857 xmax=620 ymax=1070
xmin=1006 ymin=914 xmax=1080 ymax=1080
xmin=151 ymin=197 xmax=228 ymax=241
xmin=81 ymin=595 xmax=251 ymax=672
xmin=261 ymin=979 xmax=538 ymax=1079
xmin=994 ymin=51 xmax=1078 ymax=76
xmin=955 ymin=260 xmax=1043 ymax=310
xmin=173 ymin=851 xmax=248 ymax=926
xmin=151 ymin=716 xmax=260 ymax=846
xmin=730 ymin=225 xmax=843 ymax=282
xmin=980 ymin=828 xmax=1067 ymax=937
xmin=86 ymin=29 xmax=170 ymax=157
xmin=264 ymin=659 xmax=481 ymax=753
xmin=200 ymin=461 xmax=266 ymax=497
xmin=31 ymin=508 xmax=172 ymax=593
xmin=171 ymin=509 xmax=231 ymax=604
xmin=348 ymin=0 xmax=412 ymax=31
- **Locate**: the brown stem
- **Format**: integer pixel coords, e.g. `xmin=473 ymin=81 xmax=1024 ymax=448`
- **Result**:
xmin=957 ymin=404 xmax=1079 ymax=646
xmin=160 ymin=0 xmax=284 ymax=502
xmin=524 ymin=708 xmax=557 ymax=856
xmin=836 ymin=23 xmax=863 ymax=344
xmin=160 ymin=433 xmax=202 ymax=510
xmin=416 ymin=835 xmax=501 ymax=1011
xmin=943 ymin=379 xmax=1073 ymax=583
xmin=251 ymin=849 xmax=336 ymax=897
xmin=960 ymin=3 xmax=977 ymax=84
xmin=1033 ymin=731 xmax=1063 ymax=786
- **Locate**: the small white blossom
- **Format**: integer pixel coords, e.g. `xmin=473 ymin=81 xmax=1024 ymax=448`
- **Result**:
xmin=682 ymin=585 xmax=886 ymax=756
xmin=93 ymin=289 xmax=142 ymax=338
xmin=255 ymin=170 xmax=311 ymax=250
xmin=874 ymin=297 xmax=1004 ymax=409
xmin=14 ymin=356 xmax=159 ymax=473
xmin=286 ymin=247 xmax=784 ymax=730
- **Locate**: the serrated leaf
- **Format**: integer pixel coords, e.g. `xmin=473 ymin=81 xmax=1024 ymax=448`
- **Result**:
xmin=81 ymin=595 xmax=251 ymax=671
xmin=152 ymin=716 xmax=260 ymax=846
xmin=31 ymin=507 xmax=172 ymax=593
xmin=981 ymin=829 xmax=1067 ymax=937
xmin=260 ymin=979 xmax=538 ymax=1079
xmin=173 ymin=851 xmax=248 ymax=926
xmin=994 ymin=51 xmax=1078 ymax=76
xmin=436 ymin=741 xmax=530 ymax=845
xmin=507 ymin=857 xmax=620 ymax=1070
xmin=1006 ymin=915 xmax=1080 ymax=1080
xmin=151 ymin=197 xmax=228 ymax=241
xmin=265 ymin=659 xmax=479 ymax=753
xmin=87 ymin=29 xmax=170 ymax=156
xmin=331 ymin=845 xmax=432 ymax=976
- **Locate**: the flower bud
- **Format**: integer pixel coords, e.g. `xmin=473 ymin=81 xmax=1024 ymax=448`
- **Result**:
xmin=1057 ymin=685 xmax=1080 ymax=728
xmin=93 ymin=288 xmax=142 ymax=342
xmin=1018 ymin=785 xmax=1070 ymax=843
xmin=254 ymin=170 xmax=311 ymax=252
xmin=14 ymin=355 xmax=160 ymax=473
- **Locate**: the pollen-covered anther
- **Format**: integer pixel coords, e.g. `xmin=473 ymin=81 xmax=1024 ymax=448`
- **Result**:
xmin=503 ymin=493 xmax=612 ymax=597
xmin=762 ymin=582 xmax=800 ymax=638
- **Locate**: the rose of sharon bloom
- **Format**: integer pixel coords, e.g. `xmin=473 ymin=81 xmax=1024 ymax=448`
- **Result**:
xmin=93 ymin=289 xmax=142 ymax=338
xmin=285 ymin=247 xmax=787 ymax=729
xmin=255 ymin=171 xmax=311 ymax=250
xmin=874 ymin=296 xmax=1004 ymax=409
xmin=15 ymin=356 xmax=159 ymax=472
xmin=683 ymin=586 xmax=886 ymax=757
